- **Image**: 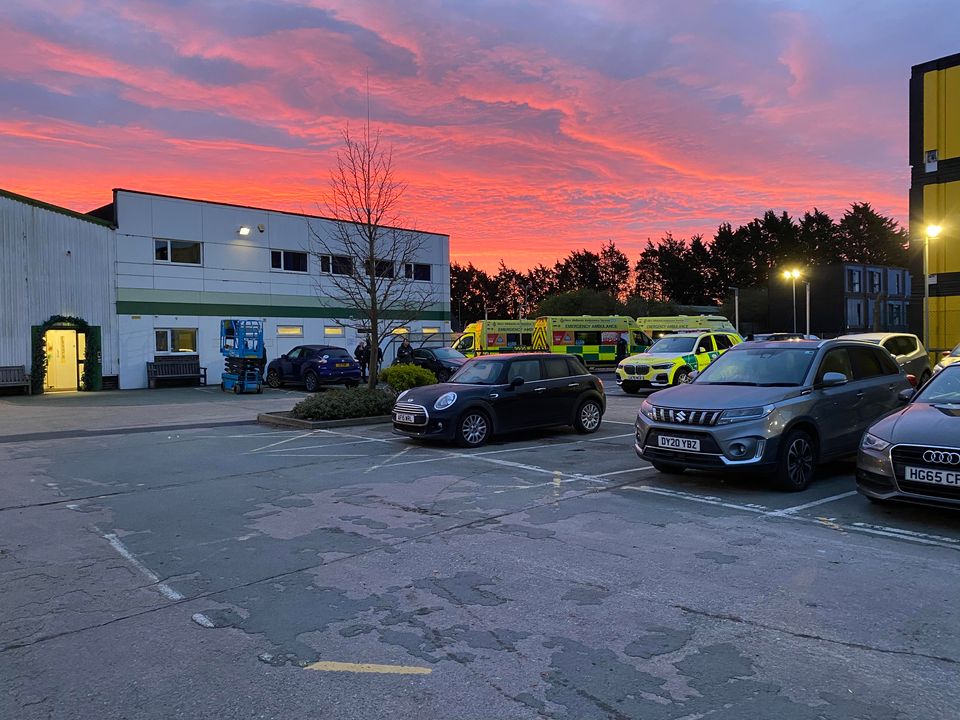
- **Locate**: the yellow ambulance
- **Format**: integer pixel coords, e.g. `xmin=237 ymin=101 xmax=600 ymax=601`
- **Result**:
xmin=637 ymin=315 xmax=737 ymax=341
xmin=452 ymin=320 xmax=535 ymax=357
xmin=532 ymin=316 xmax=643 ymax=365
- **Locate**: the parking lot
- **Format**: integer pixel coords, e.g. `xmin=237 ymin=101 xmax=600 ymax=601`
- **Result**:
xmin=2 ymin=389 xmax=959 ymax=719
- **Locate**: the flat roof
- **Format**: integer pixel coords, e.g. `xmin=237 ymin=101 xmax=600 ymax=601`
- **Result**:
xmin=107 ymin=188 xmax=450 ymax=238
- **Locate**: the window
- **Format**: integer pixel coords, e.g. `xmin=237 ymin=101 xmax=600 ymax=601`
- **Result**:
xmin=846 ymin=299 xmax=864 ymax=328
xmin=404 ymin=263 xmax=432 ymax=281
xmin=544 ymin=357 xmax=570 ymax=379
xmin=155 ymin=328 xmax=197 ymax=354
xmin=817 ymin=348 xmax=853 ymax=382
xmin=714 ymin=334 xmax=734 ymax=350
xmin=412 ymin=349 xmax=432 ymax=361
xmin=888 ymin=303 xmax=904 ymax=327
xmin=574 ymin=331 xmax=601 ymax=345
xmin=286 ymin=347 xmax=303 ymax=360
xmin=270 ymin=250 xmax=308 ymax=273
xmin=565 ymin=357 xmax=587 ymax=376
xmin=422 ymin=327 xmax=440 ymax=336
xmin=365 ymin=258 xmax=395 ymax=278
xmin=848 ymin=346 xmax=890 ymax=379
xmin=320 ymin=255 xmax=354 ymax=275
xmin=846 ymin=268 xmax=862 ymax=293
xmin=324 ymin=327 xmax=344 ymax=337
xmin=507 ymin=359 xmax=542 ymax=382
xmin=155 ymin=239 xmax=202 ymax=265
xmin=277 ymin=325 xmax=303 ymax=337
xmin=696 ymin=337 xmax=714 ymax=354
xmin=869 ymin=270 xmax=882 ymax=294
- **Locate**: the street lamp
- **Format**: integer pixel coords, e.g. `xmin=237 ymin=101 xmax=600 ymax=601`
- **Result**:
xmin=728 ymin=286 xmax=739 ymax=334
xmin=924 ymin=224 xmax=943 ymax=353
xmin=782 ymin=269 xmax=801 ymax=333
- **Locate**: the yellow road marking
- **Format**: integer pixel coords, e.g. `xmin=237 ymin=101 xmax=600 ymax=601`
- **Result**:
xmin=305 ymin=661 xmax=432 ymax=675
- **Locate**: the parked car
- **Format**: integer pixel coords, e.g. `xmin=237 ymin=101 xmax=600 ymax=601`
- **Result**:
xmin=392 ymin=353 xmax=605 ymax=447
xmin=858 ymin=363 xmax=960 ymax=507
xmin=265 ymin=345 xmax=361 ymax=391
xmin=615 ymin=331 xmax=742 ymax=394
xmin=932 ymin=341 xmax=960 ymax=376
xmin=839 ymin=332 xmax=931 ymax=385
xmin=748 ymin=333 xmax=819 ymax=342
xmin=407 ymin=347 xmax=468 ymax=382
xmin=634 ymin=339 xmax=912 ymax=490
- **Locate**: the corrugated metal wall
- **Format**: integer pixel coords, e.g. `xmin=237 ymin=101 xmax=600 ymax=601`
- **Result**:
xmin=0 ymin=195 xmax=118 ymax=375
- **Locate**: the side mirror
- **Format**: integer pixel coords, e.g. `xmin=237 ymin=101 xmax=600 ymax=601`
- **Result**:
xmin=822 ymin=372 xmax=848 ymax=387
xmin=509 ymin=376 xmax=525 ymax=389
xmin=898 ymin=388 xmax=916 ymax=402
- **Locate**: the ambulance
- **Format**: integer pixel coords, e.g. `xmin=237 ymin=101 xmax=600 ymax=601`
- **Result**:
xmin=532 ymin=316 xmax=643 ymax=365
xmin=452 ymin=319 xmax=535 ymax=357
xmin=637 ymin=315 xmax=736 ymax=341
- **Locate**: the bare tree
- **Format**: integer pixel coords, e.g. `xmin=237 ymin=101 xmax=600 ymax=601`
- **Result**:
xmin=309 ymin=124 xmax=438 ymax=389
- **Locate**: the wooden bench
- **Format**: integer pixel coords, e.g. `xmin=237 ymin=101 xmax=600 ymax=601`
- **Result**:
xmin=0 ymin=366 xmax=31 ymax=394
xmin=146 ymin=358 xmax=207 ymax=389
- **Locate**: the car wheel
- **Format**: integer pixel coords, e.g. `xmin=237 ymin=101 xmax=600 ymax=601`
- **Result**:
xmin=574 ymin=399 xmax=602 ymax=434
xmin=456 ymin=410 xmax=490 ymax=448
xmin=651 ymin=461 xmax=686 ymax=474
xmin=266 ymin=370 xmax=282 ymax=388
xmin=233 ymin=383 xmax=242 ymax=395
xmin=304 ymin=372 xmax=319 ymax=393
xmin=620 ymin=382 xmax=640 ymax=395
xmin=774 ymin=429 xmax=816 ymax=491
xmin=673 ymin=369 xmax=692 ymax=385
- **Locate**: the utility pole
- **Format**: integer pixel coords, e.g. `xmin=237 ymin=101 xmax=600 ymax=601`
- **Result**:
xmin=728 ymin=287 xmax=739 ymax=334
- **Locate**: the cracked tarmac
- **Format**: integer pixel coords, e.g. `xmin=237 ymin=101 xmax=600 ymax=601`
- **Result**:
xmin=2 ymin=393 xmax=960 ymax=719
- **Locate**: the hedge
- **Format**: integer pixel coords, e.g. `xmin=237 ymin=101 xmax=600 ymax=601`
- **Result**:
xmin=379 ymin=364 xmax=437 ymax=393
xmin=292 ymin=387 xmax=396 ymax=421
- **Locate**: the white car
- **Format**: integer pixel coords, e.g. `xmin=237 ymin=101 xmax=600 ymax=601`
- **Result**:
xmin=839 ymin=332 xmax=931 ymax=384
xmin=933 ymin=342 xmax=960 ymax=376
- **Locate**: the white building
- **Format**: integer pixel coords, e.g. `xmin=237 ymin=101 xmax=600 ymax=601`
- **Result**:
xmin=1 ymin=187 xmax=451 ymax=391
xmin=0 ymin=190 xmax=119 ymax=392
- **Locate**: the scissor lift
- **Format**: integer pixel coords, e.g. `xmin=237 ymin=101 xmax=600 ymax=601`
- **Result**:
xmin=220 ymin=319 xmax=264 ymax=394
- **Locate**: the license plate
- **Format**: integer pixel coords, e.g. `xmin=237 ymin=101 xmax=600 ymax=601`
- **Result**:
xmin=657 ymin=435 xmax=700 ymax=451
xmin=904 ymin=466 xmax=960 ymax=486
xmin=336 ymin=362 xmax=350 ymax=368
xmin=395 ymin=413 xmax=416 ymax=424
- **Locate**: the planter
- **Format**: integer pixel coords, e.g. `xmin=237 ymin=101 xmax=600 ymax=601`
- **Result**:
xmin=257 ymin=411 xmax=392 ymax=430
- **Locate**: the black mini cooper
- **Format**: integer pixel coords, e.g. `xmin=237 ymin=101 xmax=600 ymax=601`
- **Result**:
xmin=392 ymin=353 xmax=606 ymax=447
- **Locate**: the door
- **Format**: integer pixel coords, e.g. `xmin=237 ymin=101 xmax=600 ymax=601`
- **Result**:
xmin=848 ymin=345 xmax=904 ymax=431
xmin=44 ymin=329 xmax=79 ymax=391
xmin=541 ymin=356 xmax=579 ymax=421
xmin=810 ymin=347 xmax=862 ymax=455
xmin=411 ymin=349 xmax=436 ymax=373
xmin=693 ymin=335 xmax=717 ymax=371
xmin=498 ymin=358 xmax=548 ymax=430
xmin=280 ymin=347 xmax=304 ymax=380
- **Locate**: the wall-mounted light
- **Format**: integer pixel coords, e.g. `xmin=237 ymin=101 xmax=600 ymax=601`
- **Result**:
xmin=238 ymin=226 xmax=251 ymax=236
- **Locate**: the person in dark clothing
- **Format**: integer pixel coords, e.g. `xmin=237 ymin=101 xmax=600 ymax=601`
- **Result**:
xmin=396 ymin=337 xmax=414 ymax=364
xmin=354 ymin=339 xmax=371 ymax=380
xmin=615 ymin=333 xmax=629 ymax=363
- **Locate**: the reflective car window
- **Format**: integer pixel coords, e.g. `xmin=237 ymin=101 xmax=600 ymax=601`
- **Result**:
xmin=900 ymin=336 xmax=918 ymax=354
xmin=287 ymin=348 xmax=302 ymax=360
xmin=544 ymin=357 xmax=569 ymax=379
xmin=697 ymin=347 xmax=816 ymax=386
xmin=714 ymin=334 xmax=733 ymax=350
xmin=450 ymin=359 xmax=504 ymax=385
xmin=696 ymin=337 xmax=714 ymax=354
xmin=507 ymin=359 xmax=543 ymax=382
xmin=649 ymin=337 xmax=696 ymax=353
xmin=565 ymin=357 xmax=587 ymax=376
xmin=847 ymin=346 xmax=886 ymax=379
xmin=816 ymin=348 xmax=853 ymax=382
xmin=915 ymin=369 xmax=960 ymax=403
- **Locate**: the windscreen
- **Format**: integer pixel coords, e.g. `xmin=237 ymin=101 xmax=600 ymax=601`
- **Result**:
xmin=433 ymin=348 xmax=466 ymax=360
xmin=696 ymin=347 xmax=817 ymax=386
xmin=649 ymin=337 xmax=696 ymax=353
xmin=915 ymin=368 xmax=960 ymax=404
xmin=449 ymin=359 xmax=505 ymax=385
xmin=323 ymin=348 xmax=351 ymax=359
xmin=453 ymin=335 xmax=474 ymax=351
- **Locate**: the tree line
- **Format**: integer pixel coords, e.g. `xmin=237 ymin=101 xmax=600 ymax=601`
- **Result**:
xmin=451 ymin=203 xmax=908 ymax=327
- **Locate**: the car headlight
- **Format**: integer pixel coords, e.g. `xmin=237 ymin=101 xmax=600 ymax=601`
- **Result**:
xmin=861 ymin=432 xmax=891 ymax=451
xmin=639 ymin=399 xmax=656 ymax=420
xmin=717 ymin=405 xmax=775 ymax=425
xmin=434 ymin=392 xmax=457 ymax=410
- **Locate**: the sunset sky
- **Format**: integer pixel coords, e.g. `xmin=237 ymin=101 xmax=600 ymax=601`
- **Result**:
xmin=2 ymin=0 xmax=958 ymax=271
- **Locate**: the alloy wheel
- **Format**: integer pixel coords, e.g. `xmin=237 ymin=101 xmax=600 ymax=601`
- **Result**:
xmin=461 ymin=413 xmax=488 ymax=446
xmin=786 ymin=437 xmax=813 ymax=487
xmin=580 ymin=402 xmax=601 ymax=431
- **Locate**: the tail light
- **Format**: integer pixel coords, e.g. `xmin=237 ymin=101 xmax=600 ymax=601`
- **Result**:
xmin=907 ymin=374 xmax=917 ymax=387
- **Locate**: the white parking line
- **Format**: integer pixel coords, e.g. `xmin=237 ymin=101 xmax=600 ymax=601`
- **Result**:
xmin=626 ymin=485 xmax=771 ymax=513
xmin=103 ymin=532 xmax=184 ymax=601
xmin=263 ymin=438 xmax=384 ymax=453
xmin=249 ymin=430 xmax=317 ymax=453
xmin=366 ymin=446 xmax=414 ymax=473
xmin=764 ymin=491 xmax=858 ymax=517
xmin=594 ymin=467 xmax=656 ymax=478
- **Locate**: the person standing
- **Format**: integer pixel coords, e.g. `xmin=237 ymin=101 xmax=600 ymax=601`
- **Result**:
xmin=615 ymin=333 xmax=629 ymax=364
xmin=354 ymin=339 xmax=370 ymax=381
xmin=396 ymin=337 xmax=414 ymax=364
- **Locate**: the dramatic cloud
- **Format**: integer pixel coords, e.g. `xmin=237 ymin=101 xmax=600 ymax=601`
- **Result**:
xmin=1 ymin=0 xmax=957 ymax=269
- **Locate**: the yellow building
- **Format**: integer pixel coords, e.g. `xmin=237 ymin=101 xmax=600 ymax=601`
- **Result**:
xmin=911 ymin=52 xmax=960 ymax=354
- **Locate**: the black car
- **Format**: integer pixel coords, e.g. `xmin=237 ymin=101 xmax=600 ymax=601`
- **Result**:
xmin=858 ymin=363 xmax=960 ymax=507
xmin=407 ymin=347 xmax=468 ymax=382
xmin=392 ymin=353 xmax=605 ymax=447
xmin=265 ymin=345 xmax=361 ymax=392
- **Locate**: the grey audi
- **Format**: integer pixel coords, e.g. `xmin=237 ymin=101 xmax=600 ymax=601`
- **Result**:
xmin=858 ymin=363 xmax=960 ymax=507
xmin=635 ymin=339 xmax=912 ymax=491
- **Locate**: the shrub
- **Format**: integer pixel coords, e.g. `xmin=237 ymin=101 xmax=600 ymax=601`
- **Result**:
xmin=292 ymin=387 xmax=396 ymax=421
xmin=379 ymin=363 xmax=437 ymax=392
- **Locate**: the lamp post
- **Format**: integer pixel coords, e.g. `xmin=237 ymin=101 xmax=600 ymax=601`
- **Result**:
xmin=803 ymin=280 xmax=811 ymax=337
xmin=924 ymin=224 xmax=942 ymax=353
xmin=782 ymin=269 xmax=801 ymax=333
xmin=728 ymin=286 xmax=740 ymax=334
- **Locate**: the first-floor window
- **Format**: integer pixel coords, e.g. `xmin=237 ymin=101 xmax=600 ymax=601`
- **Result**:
xmin=320 ymin=254 xmax=354 ymax=275
xmin=271 ymin=250 xmax=308 ymax=272
xmin=155 ymin=239 xmax=202 ymax=264
xmin=404 ymin=263 xmax=432 ymax=281
xmin=156 ymin=328 xmax=198 ymax=353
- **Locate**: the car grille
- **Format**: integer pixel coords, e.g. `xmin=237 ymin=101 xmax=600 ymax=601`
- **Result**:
xmin=651 ymin=407 xmax=721 ymax=426
xmin=622 ymin=364 xmax=650 ymax=376
xmin=890 ymin=444 xmax=960 ymax=500
xmin=393 ymin=402 xmax=428 ymax=425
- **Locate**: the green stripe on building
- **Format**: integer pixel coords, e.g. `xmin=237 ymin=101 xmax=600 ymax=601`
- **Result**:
xmin=117 ymin=301 xmax=450 ymax=321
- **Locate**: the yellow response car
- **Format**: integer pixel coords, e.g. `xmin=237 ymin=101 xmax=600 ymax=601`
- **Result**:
xmin=615 ymin=331 xmax=742 ymax=394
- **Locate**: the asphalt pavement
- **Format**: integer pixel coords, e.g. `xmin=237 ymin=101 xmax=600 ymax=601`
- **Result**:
xmin=2 ymin=386 xmax=959 ymax=719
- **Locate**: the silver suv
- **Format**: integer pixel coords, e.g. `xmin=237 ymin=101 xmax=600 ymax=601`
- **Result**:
xmin=634 ymin=339 xmax=912 ymax=490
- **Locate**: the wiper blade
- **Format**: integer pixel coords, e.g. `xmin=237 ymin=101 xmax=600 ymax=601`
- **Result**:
xmin=701 ymin=381 xmax=758 ymax=386
xmin=758 ymin=382 xmax=800 ymax=387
